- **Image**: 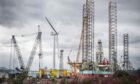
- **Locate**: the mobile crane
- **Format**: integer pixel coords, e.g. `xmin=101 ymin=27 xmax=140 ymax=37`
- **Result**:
xmin=11 ymin=27 xmax=43 ymax=78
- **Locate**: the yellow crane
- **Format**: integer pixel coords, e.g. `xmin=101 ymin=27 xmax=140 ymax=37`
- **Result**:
xmin=67 ymin=25 xmax=84 ymax=77
xmin=68 ymin=56 xmax=81 ymax=77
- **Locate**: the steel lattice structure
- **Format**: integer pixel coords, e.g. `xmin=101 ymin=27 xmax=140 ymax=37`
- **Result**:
xmin=96 ymin=40 xmax=103 ymax=64
xmin=12 ymin=28 xmax=42 ymax=72
xmin=12 ymin=35 xmax=25 ymax=69
xmin=82 ymin=0 xmax=94 ymax=63
xmin=123 ymin=33 xmax=129 ymax=70
xmin=109 ymin=0 xmax=117 ymax=72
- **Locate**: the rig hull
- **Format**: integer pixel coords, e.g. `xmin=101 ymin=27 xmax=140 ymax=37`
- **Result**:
xmin=78 ymin=70 xmax=112 ymax=78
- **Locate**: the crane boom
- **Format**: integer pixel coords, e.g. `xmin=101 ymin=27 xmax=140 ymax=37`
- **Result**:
xmin=45 ymin=17 xmax=59 ymax=69
xmin=26 ymin=31 xmax=42 ymax=71
xmin=76 ymin=25 xmax=84 ymax=62
xmin=67 ymin=50 xmax=72 ymax=63
xmin=21 ymin=33 xmax=37 ymax=37
xmin=45 ymin=17 xmax=58 ymax=35
xmin=38 ymin=27 xmax=42 ymax=69
xmin=12 ymin=35 xmax=25 ymax=69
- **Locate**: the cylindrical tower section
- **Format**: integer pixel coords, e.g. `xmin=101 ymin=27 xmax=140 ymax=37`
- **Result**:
xmin=60 ymin=50 xmax=64 ymax=70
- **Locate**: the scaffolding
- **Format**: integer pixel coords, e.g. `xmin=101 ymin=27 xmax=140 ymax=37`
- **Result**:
xmin=109 ymin=0 xmax=117 ymax=72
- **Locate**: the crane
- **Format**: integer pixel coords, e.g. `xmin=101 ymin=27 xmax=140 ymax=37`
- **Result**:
xmin=26 ymin=26 xmax=42 ymax=71
xmin=45 ymin=17 xmax=58 ymax=35
xmin=67 ymin=25 xmax=84 ymax=77
xmin=45 ymin=17 xmax=59 ymax=69
xmin=11 ymin=26 xmax=42 ymax=72
xmin=67 ymin=50 xmax=72 ymax=63
xmin=21 ymin=33 xmax=37 ymax=37
xmin=12 ymin=35 xmax=25 ymax=69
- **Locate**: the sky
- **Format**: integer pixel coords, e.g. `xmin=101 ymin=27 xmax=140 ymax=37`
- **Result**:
xmin=0 ymin=0 xmax=140 ymax=71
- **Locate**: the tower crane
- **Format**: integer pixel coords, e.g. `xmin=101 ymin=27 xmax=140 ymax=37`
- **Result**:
xmin=45 ymin=17 xmax=59 ymax=69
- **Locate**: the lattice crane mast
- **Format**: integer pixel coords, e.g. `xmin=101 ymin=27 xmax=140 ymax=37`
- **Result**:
xmin=12 ymin=35 xmax=25 ymax=69
xmin=11 ymin=27 xmax=42 ymax=72
xmin=26 ymin=27 xmax=42 ymax=71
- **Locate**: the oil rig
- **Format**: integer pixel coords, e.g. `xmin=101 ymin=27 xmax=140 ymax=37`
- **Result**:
xmin=68 ymin=0 xmax=134 ymax=78
xmin=68 ymin=0 xmax=115 ymax=77
xmin=0 ymin=0 xmax=136 ymax=83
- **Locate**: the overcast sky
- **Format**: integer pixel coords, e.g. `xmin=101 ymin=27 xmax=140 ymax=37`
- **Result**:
xmin=0 ymin=0 xmax=140 ymax=71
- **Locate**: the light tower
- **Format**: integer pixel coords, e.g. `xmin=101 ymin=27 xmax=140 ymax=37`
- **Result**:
xmin=82 ymin=0 xmax=95 ymax=64
xmin=123 ymin=33 xmax=129 ymax=70
xmin=96 ymin=40 xmax=103 ymax=64
xmin=109 ymin=0 xmax=117 ymax=72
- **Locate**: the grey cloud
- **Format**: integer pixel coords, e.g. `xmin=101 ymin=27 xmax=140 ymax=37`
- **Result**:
xmin=118 ymin=0 xmax=140 ymax=12
xmin=0 ymin=53 xmax=11 ymax=68
xmin=0 ymin=0 xmax=45 ymax=28
xmin=94 ymin=0 xmax=140 ymax=26
xmin=130 ymin=36 xmax=140 ymax=44
xmin=117 ymin=0 xmax=140 ymax=26
xmin=118 ymin=11 xmax=140 ymax=26
xmin=45 ymin=0 xmax=82 ymax=26
xmin=130 ymin=55 xmax=140 ymax=69
xmin=125 ymin=32 xmax=140 ymax=46
xmin=0 ymin=39 xmax=11 ymax=46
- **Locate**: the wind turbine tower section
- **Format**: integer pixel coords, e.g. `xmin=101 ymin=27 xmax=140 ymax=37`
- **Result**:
xmin=60 ymin=50 xmax=64 ymax=70
xmin=109 ymin=0 xmax=117 ymax=72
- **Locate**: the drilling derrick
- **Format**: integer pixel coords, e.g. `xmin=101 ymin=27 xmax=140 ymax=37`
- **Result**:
xmin=82 ymin=0 xmax=94 ymax=63
xmin=96 ymin=40 xmax=103 ymax=64
xmin=109 ymin=0 xmax=117 ymax=72
xmin=123 ymin=33 xmax=129 ymax=70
